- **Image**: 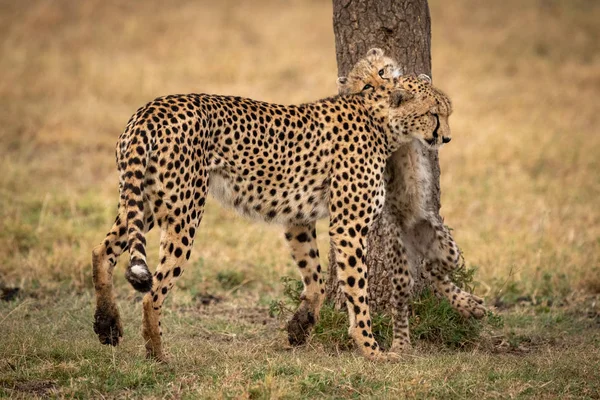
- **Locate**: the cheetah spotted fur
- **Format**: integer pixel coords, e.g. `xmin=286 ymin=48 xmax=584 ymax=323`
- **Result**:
xmin=92 ymin=72 xmax=453 ymax=362
xmin=337 ymin=48 xmax=486 ymax=352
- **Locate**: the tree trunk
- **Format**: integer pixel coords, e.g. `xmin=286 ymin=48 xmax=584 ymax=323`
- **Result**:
xmin=326 ymin=0 xmax=440 ymax=313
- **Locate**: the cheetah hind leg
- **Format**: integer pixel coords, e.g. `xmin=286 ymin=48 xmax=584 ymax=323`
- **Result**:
xmin=123 ymin=206 xmax=156 ymax=292
xmin=429 ymin=270 xmax=486 ymax=319
xmin=284 ymin=223 xmax=325 ymax=346
xmin=424 ymin=223 xmax=486 ymax=319
xmin=92 ymin=214 xmax=127 ymax=346
xmin=141 ymin=195 xmax=204 ymax=362
xmin=93 ymin=205 xmax=156 ymax=346
xmin=388 ymin=236 xmax=414 ymax=354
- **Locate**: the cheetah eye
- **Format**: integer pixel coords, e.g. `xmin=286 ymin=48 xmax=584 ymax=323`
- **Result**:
xmin=378 ymin=69 xmax=384 ymax=77
xmin=362 ymin=84 xmax=374 ymax=91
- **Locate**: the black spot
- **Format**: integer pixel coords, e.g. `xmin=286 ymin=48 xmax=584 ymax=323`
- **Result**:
xmin=348 ymin=256 xmax=357 ymax=267
xmin=296 ymin=233 xmax=309 ymax=243
xmin=134 ymin=243 xmax=146 ymax=257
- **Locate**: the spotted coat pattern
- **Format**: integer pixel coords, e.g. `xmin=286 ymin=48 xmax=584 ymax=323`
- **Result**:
xmin=337 ymin=49 xmax=486 ymax=353
xmin=92 ymin=74 xmax=452 ymax=362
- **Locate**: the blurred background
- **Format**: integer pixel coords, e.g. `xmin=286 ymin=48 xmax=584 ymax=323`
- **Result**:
xmin=0 ymin=0 xmax=598 ymax=301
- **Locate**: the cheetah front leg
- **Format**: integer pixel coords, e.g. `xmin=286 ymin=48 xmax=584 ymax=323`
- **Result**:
xmin=284 ymin=223 xmax=325 ymax=346
xmin=327 ymin=174 xmax=398 ymax=360
xmin=330 ymin=229 xmax=392 ymax=360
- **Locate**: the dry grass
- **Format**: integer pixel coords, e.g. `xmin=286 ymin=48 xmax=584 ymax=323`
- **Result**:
xmin=0 ymin=0 xmax=599 ymax=398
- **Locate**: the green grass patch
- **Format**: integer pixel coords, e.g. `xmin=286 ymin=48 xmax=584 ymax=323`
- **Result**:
xmin=270 ymin=271 xmax=502 ymax=351
xmin=216 ymin=270 xmax=246 ymax=290
xmin=493 ymin=270 xmax=574 ymax=312
xmin=0 ymin=291 xmax=598 ymax=398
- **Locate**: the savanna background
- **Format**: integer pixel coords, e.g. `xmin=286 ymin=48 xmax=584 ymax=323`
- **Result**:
xmin=1 ymin=0 xmax=599 ymax=398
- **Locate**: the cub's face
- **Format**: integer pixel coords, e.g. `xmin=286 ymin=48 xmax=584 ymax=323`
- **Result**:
xmin=385 ymin=75 xmax=453 ymax=149
xmin=337 ymin=48 xmax=401 ymax=95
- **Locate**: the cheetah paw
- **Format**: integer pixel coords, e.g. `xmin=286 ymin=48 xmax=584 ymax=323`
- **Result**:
xmin=362 ymin=347 xmax=401 ymax=362
xmin=145 ymin=348 xmax=169 ymax=364
xmin=286 ymin=308 xmax=315 ymax=346
xmin=370 ymin=351 xmax=401 ymax=362
xmin=455 ymin=293 xmax=487 ymax=319
xmin=93 ymin=308 xmax=123 ymax=346
xmin=389 ymin=341 xmax=412 ymax=355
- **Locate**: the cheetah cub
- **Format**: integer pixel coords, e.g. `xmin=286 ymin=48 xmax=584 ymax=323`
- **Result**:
xmin=337 ymin=48 xmax=402 ymax=95
xmin=338 ymin=48 xmax=486 ymax=353
xmin=92 ymin=73 xmax=453 ymax=362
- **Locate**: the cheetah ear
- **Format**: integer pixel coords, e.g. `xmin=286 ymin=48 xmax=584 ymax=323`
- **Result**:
xmin=366 ymin=48 xmax=384 ymax=58
xmin=418 ymin=74 xmax=432 ymax=85
xmin=389 ymin=90 xmax=414 ymax=108
xmin=337 ymin=77 xmax=350 ymax=94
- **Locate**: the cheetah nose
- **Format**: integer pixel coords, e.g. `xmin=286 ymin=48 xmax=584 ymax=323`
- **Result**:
xmin=442 ymin=137 xmax=451 ymax=144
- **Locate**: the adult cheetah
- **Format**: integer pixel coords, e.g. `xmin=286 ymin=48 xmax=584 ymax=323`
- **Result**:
xmin=337 ymin=48 xmax=486 ymax=352
xmin=92 ymin=74 xmax=453 ymax=361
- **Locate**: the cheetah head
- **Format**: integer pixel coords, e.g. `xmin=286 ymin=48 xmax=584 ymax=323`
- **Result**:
xmin=337 ymin=48 xmax=402 ymax=95
xmin=385 ymin=74 xmax=453 ymax=149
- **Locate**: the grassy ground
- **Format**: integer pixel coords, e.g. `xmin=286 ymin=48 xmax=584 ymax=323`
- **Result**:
xmin=1 ymin=0 xmax=599 ymax=398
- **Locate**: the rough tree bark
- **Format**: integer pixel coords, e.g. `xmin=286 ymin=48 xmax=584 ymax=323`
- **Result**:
xmin=326 ymin=0 xmax=440 ymax=313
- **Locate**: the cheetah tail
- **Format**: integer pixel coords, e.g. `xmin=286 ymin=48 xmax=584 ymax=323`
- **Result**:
xmin=120 ymin=135 xmax=153 ymax=293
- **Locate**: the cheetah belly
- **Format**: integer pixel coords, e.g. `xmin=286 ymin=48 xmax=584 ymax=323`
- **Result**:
xmin=387 ymin=140 xmax=432 ymax=227
xmin=208 ymin=169 xmax=330 ymax=225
